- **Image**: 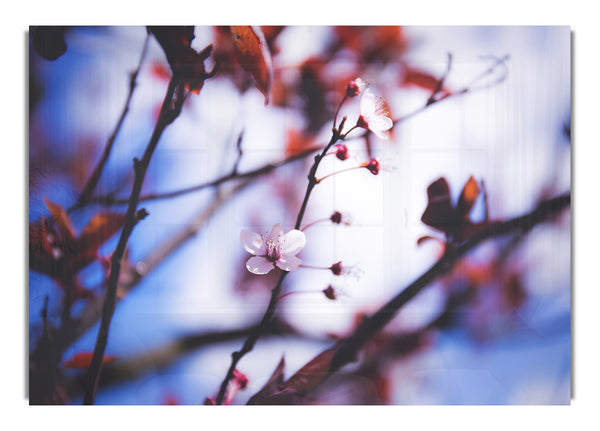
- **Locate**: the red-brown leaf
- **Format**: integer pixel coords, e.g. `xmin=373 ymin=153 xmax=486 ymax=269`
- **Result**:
xmin=229 ymin=26 xmax=272 ymax=104
xmin=280 ymin=346 xmax=338 ymax=395
xmin=44 ymin=198 xmax=75 ymax=243
xmin=421 ymin=177 xmax=457 ymax=233
xmin=76 ymin=212 xmax=125 ymax=255
xmin=61 ymin=352 xmax=118 ymax=370
xmin=247 ymin=356 xmax=286 ymax=405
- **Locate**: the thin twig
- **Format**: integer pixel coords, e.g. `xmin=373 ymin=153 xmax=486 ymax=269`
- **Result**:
xmin=425 ymin=52 xmax=453 ymax=106
xmin=69 ymin=35 xmax=150 ymax=213
xmin=87 ymin=145 xmax=323 ymax=206
xmin=395 ymin=54 xmax=509 ymax=126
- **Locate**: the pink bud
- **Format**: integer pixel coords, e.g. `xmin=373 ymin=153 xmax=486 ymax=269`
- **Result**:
xmin=365 ymin=158 xmax=380 ymax=175
xmin=357 ymin=115 xmax=369 ymax=129
xmin=233 ymin=369 xmax=248 ymax=389
xmin=335 ymin=144 xmax=349 ymax=161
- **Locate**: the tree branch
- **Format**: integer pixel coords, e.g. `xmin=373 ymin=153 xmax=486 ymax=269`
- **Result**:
xmin=82 ymin=78 xmax=185 ymax=404
xmin=329 ymin=192 xmax=569 ymax=372
xmin=86 ymin=145 xmax=323 ymax=207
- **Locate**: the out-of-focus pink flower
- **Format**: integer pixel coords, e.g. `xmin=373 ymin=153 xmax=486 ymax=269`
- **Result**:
xmin=241 ymin=224 xmax=306 ymax=274
xmin=357 ymin=89 xmax=393 ymax=139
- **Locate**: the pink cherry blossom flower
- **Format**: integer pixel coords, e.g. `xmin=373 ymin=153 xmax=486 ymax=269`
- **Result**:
xmin=241 ymin=224 xmax=306 ymax=274
xmin=356 ymin=88 xmax=393 ymax=139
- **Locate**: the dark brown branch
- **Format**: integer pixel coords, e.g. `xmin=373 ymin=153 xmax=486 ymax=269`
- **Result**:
xmin=69 ymin=35 xmax=150 ymax=213
xmin=329 ymin=192 xmax=570 ymax=372
xmin=214 ymin=130 xmax=344 ymax=405
xmin=82 ymin=78 xmax=185 ymax=404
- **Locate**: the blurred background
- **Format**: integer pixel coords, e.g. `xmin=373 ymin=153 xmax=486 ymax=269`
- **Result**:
xmin=28 ymin=26 xmax=570 ymax=404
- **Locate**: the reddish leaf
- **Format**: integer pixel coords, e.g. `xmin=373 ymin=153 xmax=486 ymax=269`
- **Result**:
xmin=280 ymin=346 xmax=338 ymax=395
xmin=457 ymin=176 xmax=481 ymax=220
xmin=402 ymin=66 xmax=452 ymax=98
xmin=76 ymin=212 xmax=125 ymax=255
xmin=44 ymin=198 xmax=75 ymax=243
xmin=229 ymin=26 xmax=273 ymax=104
xmin=148 ymin=26 xmax=213 ymax=93
xmin=421 ymin=177 xmax=457 ymax=232
xmin=285 ymin=129 xmax=316 ymax=158
xmin=61 ymin=352 xmax=118 ymax=370
xmin=247 ymin=356 xmax=286 ymax=405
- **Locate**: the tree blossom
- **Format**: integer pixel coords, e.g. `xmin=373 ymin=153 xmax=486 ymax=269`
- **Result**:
xmin=241 ymin=224 xmax=306 ymax=274
xmin=356 ymin=89 xmax=393 ymax=139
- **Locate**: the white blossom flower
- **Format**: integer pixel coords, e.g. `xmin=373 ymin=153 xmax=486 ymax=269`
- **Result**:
xmin=240 ymin=224 xmax=306 ymax=274
xmin=357 ymin=88 xmax=393 ymax=139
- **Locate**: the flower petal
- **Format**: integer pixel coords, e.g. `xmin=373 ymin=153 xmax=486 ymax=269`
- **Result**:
xmin=268 ymin=224 xmax=284 ymax=242
xmin=276 ymin=255 xmax=302 ymax=271
xmin=240 ymin=230 xmax=265 ymax=255
xmin=360 ymin=89 xmax=376 ymax=116
xmin=246 ymin=256 xmax=274 ymax=274
xmin=369 ymin=114 xmax=393 ymax=132
xmin=280 ymin=229 xmax=306 ymax=256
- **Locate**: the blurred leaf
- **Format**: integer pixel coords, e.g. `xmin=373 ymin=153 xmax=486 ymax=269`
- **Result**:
xmin=32 ymin=26 xmax=68 ymax=61
xmin=61 ymin=352 xmax=118 ymax=370
xmin=421 ymin=177 xmax=456 ymax=233
xmin=44 ymin=198 xmax=75 ymax=243
xmin=280 ymin=346 xmax=338 ymax=395
xmin=148 ymin=26 xmax=213 ymax=93
xmin=457 ymin=176 xmax=481 ymax=220
xmin=77 ymin=212 xmax=126 ymax=256
xmin=421 ymin=177 xmax=489 ymax=243
xmin=247 ymin=356 xmax=286 ymax=405
xmin=229 ymin=26 xmax=273 ymax=104
xmin=30 ymin=200 xmax=125 ymax=281
xmin=402 ymin=66 xmax=452 ymax=99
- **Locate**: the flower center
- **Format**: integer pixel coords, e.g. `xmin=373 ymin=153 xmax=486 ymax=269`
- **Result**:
xmin=265 ymin=238 xmax=281 ymax=262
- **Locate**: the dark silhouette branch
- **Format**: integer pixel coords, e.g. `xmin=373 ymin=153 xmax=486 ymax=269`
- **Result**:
xmin=82 ymin=78 xmax=186 ymax=404
xmin=329 ymin=192 xmax=569 ymax=373
xmin=69 ymin=35 xmax=150 ymax=213
xmin=243 ymin=191 xmax=568 ymax=405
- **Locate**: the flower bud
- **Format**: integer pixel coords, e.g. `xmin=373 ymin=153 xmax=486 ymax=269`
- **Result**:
xmin=322 ymin=285 xmax=337 ymax=300
xmin=330 ymin=261 xmax=343 ymax=276
xmin=364 ymin=158 xmax=380 ymax=175
xmin=334 ymin=144 xmax=349 ymax=161
xmin=330 ymin=211 xmax=343 ymax=224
